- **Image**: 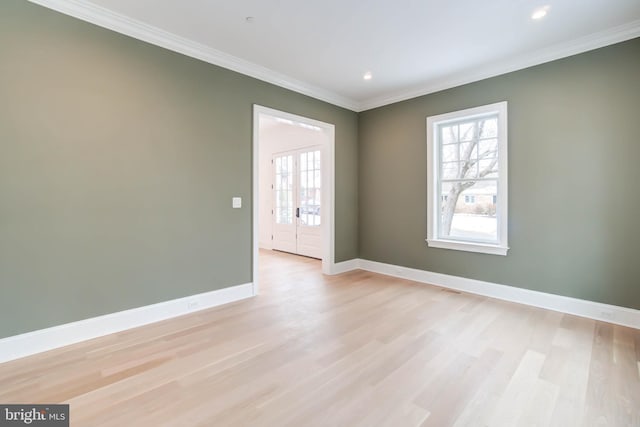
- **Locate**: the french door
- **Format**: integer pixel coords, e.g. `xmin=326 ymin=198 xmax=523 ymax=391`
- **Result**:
xmin=272 ymin=148 xmax=322 ymax=259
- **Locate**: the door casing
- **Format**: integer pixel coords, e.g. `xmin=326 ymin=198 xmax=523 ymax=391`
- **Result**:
xmin=253 ymin=105 xmax=336 ymax=295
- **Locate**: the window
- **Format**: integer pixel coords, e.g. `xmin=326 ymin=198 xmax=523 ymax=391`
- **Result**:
xmin=426 ymin=101 xmax=508 ymax=255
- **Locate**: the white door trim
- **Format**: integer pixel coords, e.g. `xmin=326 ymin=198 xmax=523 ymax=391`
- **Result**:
xmin=253 ymin=105 xmax=336 ymax=294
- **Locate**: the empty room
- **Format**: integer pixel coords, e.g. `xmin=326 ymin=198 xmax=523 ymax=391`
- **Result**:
xmin=1 ymin=0 xmax=639 ymax=426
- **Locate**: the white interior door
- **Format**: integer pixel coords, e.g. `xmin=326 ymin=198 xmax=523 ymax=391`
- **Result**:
xmin=296 ymin=149 xmax=322 ymax=258
xmin=272 ymin=153 xmax=296 ymax=254
xmin=272 ymin=148 xmax=322 ymax=259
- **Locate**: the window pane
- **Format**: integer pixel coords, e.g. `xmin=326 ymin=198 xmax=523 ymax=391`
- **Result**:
xmin=478 ymin=139 xmax=498 ymax=157
xmin=442 ymin=144 xmax=458 ymax=162
xmin=457 ymin=163 xmax=467 ymax=179
xmin=282 ymin=208 xmax=293 ymax=223
xmin=479 ymin=117 xmax=498 ymax=138
xmin=459 ymin=142 xmax=477 ymax=160
xmin=439 ymin=180 xmax=498 ymax=243
xmin=299 ymin=150 xmax=321 ymax=227
xmin=300 ymin=205 xmax=320 ymax=226
xmin=441 ymin=125 xmax=458 ymax=144
xmin=274 ymin=154 xmax=294 ymax=225
xmin=441 ymin=162 xmax=459 ymax=179
xmin=479 ymin=159 xmax=498 ymax=177
xmin=459 ymin=122 xmax=475 ymax=141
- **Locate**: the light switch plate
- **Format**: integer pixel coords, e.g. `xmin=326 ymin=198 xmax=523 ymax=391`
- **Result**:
xmin=232 ymin=197 xmax=242 ymax=208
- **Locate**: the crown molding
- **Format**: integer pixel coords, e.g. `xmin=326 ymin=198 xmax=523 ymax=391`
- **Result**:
xmin=359 ymin=19 xmax=640 ymax=111
xmin=26 ymin=1 xmax=640 ymax=113
xmin=27 ymin=0 xmax=360 ymax=111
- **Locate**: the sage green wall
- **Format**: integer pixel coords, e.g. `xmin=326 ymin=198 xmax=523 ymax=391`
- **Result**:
xmin=358 ymin=38 xmax=640 ymax=310
xmin=0 ymin=0 xmax=358 ymax=338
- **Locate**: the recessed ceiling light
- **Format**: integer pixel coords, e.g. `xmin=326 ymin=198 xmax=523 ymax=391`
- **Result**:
xmin=531 ymin=6 xmax=550 ymax=20
xmin=245 ymin=16 xmax=255 ymax=23
xmin=363 ymin=71 xmax=373 ymax=81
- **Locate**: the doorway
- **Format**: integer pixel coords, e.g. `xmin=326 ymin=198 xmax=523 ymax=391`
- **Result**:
xmin=272 ymin=147 xmax=322 ymax=259
xmin=252 ymin=105 xmax=336 ymax=294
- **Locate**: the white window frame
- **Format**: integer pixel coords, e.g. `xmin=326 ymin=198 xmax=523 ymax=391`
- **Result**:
xmin=426 ymin=101 xmax=509 ymax=256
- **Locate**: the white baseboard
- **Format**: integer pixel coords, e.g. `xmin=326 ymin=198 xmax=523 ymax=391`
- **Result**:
xmin=3 ymin=261 xmax=637 ymax=365
xmin=0 ymin=283 xmax=254 ymax=364
xmin=330 ymin=259 xmax=360 ymax=275
xmin=357 ymin=259 xmax=640 ymax=330
xmin=329 ymin=258 xmax=640 ymax=329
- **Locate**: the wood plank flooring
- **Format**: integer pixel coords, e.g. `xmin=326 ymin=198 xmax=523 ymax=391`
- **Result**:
xmin=0 ymin=250 xmax=639 ymax=426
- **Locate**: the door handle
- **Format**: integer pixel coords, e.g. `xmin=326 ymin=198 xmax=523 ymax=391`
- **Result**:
xmin=296 ymin=208 xmax=300 ymax=218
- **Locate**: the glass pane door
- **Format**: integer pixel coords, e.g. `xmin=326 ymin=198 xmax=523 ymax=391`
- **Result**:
xmin=274 ymin=154 xmax=294 ymax=225
xmin=299 ymin=150 xmax=321 ymax=227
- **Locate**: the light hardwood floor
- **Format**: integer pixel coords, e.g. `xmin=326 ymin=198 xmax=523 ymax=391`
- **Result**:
xmin=1 ymin=250 xmax=639 ymax=426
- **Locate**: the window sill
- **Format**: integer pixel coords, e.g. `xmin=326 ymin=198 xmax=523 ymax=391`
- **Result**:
xmin=426 ymin=238 xmax=509 ymax=256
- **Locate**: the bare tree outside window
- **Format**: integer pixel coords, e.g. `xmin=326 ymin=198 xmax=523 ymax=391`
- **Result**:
xmin=427 ymin=101 xmax=508 ymax=255
xmin=439 ymin=116 xmax=499 ymax=241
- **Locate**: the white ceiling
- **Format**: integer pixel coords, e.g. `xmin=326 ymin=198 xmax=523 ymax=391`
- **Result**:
xmin=32 ymin=0 xmax=640 ymax=111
